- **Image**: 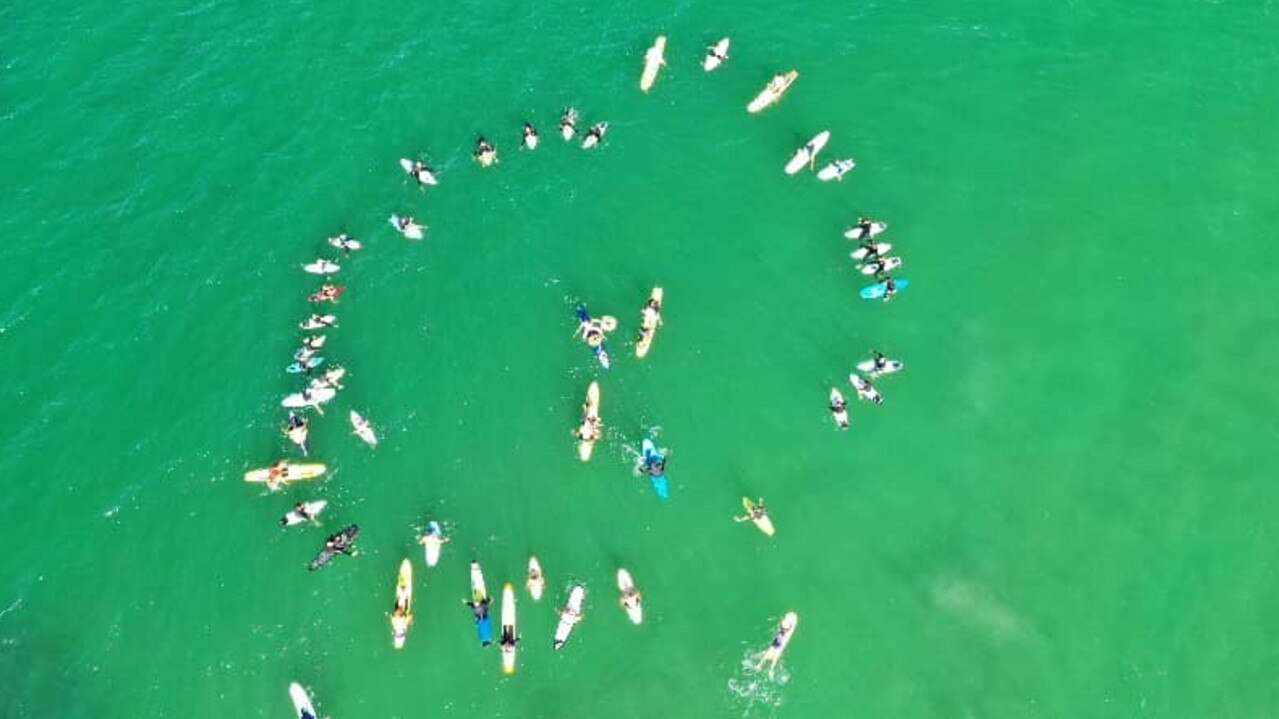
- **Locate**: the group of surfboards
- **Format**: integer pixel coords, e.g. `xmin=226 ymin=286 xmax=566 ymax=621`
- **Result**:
xmin=274 ymin=33 xmax=850 ymax=719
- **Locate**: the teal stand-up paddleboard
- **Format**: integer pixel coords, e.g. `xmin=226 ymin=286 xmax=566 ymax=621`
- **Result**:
xmin=641 ymin=439 xmax=670 ymax=499
xmin=860 ymin=278 xmax=909 ymax=300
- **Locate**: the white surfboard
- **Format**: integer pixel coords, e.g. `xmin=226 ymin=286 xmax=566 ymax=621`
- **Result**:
xmin=817 ymin=159 xmax=856 ymax=181
xmin=785 ymin=131 xmax=830 ymax=175
xmin=844 ymin=222 xmax=888 ymax=240
xmin=617 ymin=569 xmax=643 ymax=625
xmin=850 ymin=242 xmax=892 ymax=261
xmin=350 ymin=410 xmax=378 ymax=447
xmin=577 ymin=381 xmax=601 ymax=461
xmin=420 ymin=521 xmax=445 ymax=567
xmin=281 ymin=500 xmax=327 ymax=527
xmin=526 ymin=557 xmax=545 ymax=601
xmin=757 ymin=612 xmax=798 ymax=677
xmin=703 ymin=38 xmax=730 ymax=72
xmin=289 ymin=683 xmax=317 ymax=719
xmin=522 ymin=122 xmax=539 ymax=150
xmin=858 ymin=256 xmax=903 ymax=275
xmin=747 ymin=70 xmax=798 ymax=113
xmin=299 ymin=315 xmax=336 ymax=330
xmin=501 ymin=583 xmax=517 ymax=674
xmin=830 ymin=388 xmax=850 ymax=430
xmin=582 ymin=122 xmax=608 ymax=149
xmin=281 ymin=386 xmax=337 ymax=409
xmin=399 ymin=158 xmax=438 ymax=186
xmin=856 ymin=358 xmax=904 ymax=378
xmin=640 ymin=36 xmax=666 ymax=92
xmin=389 ymin=214 xmax=425 ymax=240
xmin=327 ymin=235 xmax=362 ymax=252
xmin=303 ymin=259 xmax=340 ymax=275
xmin=849 ymin=374 xmax=884 ymax=405
xmin=553 ymin=584 xmax=585 ymax=650
xmin=560 ymin=108 xmax=578 ymax=141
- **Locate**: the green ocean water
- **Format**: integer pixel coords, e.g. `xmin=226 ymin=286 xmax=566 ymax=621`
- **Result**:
xmin=3 ymin=0 xmax=1279 ymax=716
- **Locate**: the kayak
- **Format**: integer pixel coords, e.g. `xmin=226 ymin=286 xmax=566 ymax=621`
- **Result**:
xmin=281 ymin=386 xmax=337 ymax=409
xmin=850 ymin=242 xmax=892 ymax=261
xmin=582 ymin=122 xmax=608 ymax=150
xmin=858 ymin=257 xmax=903 ymax=275
xmin=553 ymin=584 xmax=585 ymax=650
xmin=577 ymin=381 xmax=602 ymax=461
xmin=299 ymin=314 xmax=337 ymax=330
xmin=830 ymin=388 xmax=850 ymax=430
xmin=635 ymin=287 xmax=664 ymax=359
xmin=350 ymin=410 xmax=378 ymax=447
xmin=522 ymin=122 xmax=539 ymax=150
xmin=303 ymin=259 xmax=340 ymax=275
xmin=857 ymin=358 xmax=905 ymax=378
xmin=703 ymin=38 xmax=730 ymax=72
xmin=289 ymin=682 xmax=317 ymax=719
xmin=309 ymin=524 xmax=359 ymax=571
xmin=849 ymin=374 xmax=884 ymax=405
xmin=742 ymin=497 xmax=776 ymax=536
xmin=817 ymin=159 xmax=856 ymax=181
xmin=308 ymin=286 xmax=345 ymax=303
xmin=757 ymin=612 xmax=799 ymax=677
xmin=747 ymin=70 xmax=798 ymax=114
xmin=641 ymin=438 xmax=670 ymax=499
xmin=784 ymin=131 xmax=830 ymax=175
xmin=640 ymin=35 xmax=667 ymax=92
xmin=420 ymin=521 xmax=445 ymax=567
xmin=560 ymin=108 xmax=578 ymax=141
xmin=526 ymin=557 xmax=545 ymax=601
xmin=286 ymin=357 xmax=324 ymax=374
xmin=389 ymin=214 xmax=425 ymax=240
xmin=617 ymin=569 xmax=643 ymax=625
xmin=280 ymin=500 xmax=327 ymax=527
xmin=399 ymin=158 xmax=439 ymax=186
xmin=470 ymin=560 xmax=494 ymax=646
xmin=860 ymin=278 xmax=910 ymax=300
xmin=391 ymin=558 xmax=413 ymax=649
xmin=328 ymin=234 xmax=362 ymax=252
xmin=844 ymin=222 xmax=888 ymax=241
xmin=500 ymin=583 xmax=518 ymax=674
xmin=245 ymin=462 xmax=326 ymax=486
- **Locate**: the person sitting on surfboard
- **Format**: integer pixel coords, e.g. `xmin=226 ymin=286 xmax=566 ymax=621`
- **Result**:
xmin=871 ymin=350 xmax=889 ymax=371
xmin=646 ymin=453 xmax=666 ymax=477
xmin=325 ymin=528 xmax=358 ymax=555
xmin=500 ymin=624 xmax=518 ymax=648
xmin=474 ymin=138 xmax=498 ymax=164
xmin=734 ymin=500 xmax=769 ymax=524
xmin=879 ymin=275 xmax=899 ymax=302
xmin=267 ymin=460 xmax=289 ymax=481
xmin=830 ymin=393 xmax=848 ymax=414
xmin=708 ymin=43 xmax=728 ymax=61
xmin=291 ymin=502 xmax=316 ymax=522
xmin=466 ymin=597 xmax=491 ymax=621
xmin=576 ymin=416 xmax=602 ymax=442
xmin=332 ymin=233 xmax=357 ymax=256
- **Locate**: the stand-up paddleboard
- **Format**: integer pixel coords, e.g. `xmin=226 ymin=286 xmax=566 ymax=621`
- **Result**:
xmin=844 ymin=222 xmax=887 ymax=240
xmin=635 ymin=287 xmax=664 ymax=358
xmin=286 ymin=357 xmax=325 ymax=374
xmin=582 ymin=122 xmax=609 ymax=149
xmin=757 ymin=612 xmax=799 ymax=677
xmin=553 ymin=585 xmax=585 ymax=650
xmin=522 ymin=122 xmax=539 ymax=150
xmin=857 ymin=358 xmax=904 ymax=378
xmin=817 ymin=158 xmax=856 ymax=181
xmin=299 ymin=314 xmax=337 ymax=330
xmin=474 ymin=137 xmax=499 ymax=167
xmin=640 ymin=35 xmax=667 ymax=92
xmin=526 ymin=557 xmax=546 ymax=600
xmin=470 ymin=560 xmax=494 ymax=646
xmin=858 ymin=257 xmax=903 ymax=275
xmin=399 ymin=158 xmax=439 ymax=186
xmin=859 ymin=278 xmax=909 ymax=300
xmin=303 ymin=259 xmax=340 ymax=275
xmin=328 ymin=234 xmax=362 ymax=252
xmin=245 ymin=462 xmax=326 ymax=486
xmin=389 ymin=214 xmax=425 ymax=240
xmin=419 ymin=521 xmax=446 ymax=567
xmin=704 ymin=38 xmax=730 ymax=71
xmin=289 ymin=682 xmax=317 ymax=719
xmin=617 ymin=569 xmax=643 ymax=625
xmin=501 ymin=583 xmax=518 ymax=674
xmin=391 ymin=558 xmax=413 ymax=649
xmin=850 ymin=243 xmax=892 ymax=261
xmin=785 ymin=131 xmax=830 ymax=175
xmin=560 ymin=108 xmax=578 ymax=141
xmin=849 ymin=374 xmax=884 ymax=405
xmin=830 ymin=388 xmax=850 ymax=430
xmin=641 ymin=439 xmax=670 ymax=499
xmin=280 ymin=500 xmax=327 ymax=527
xmin=350 ymin=410 xmax=378 ymax=447
xmin=741 ymin=497 xmax=776 ymax=536
xmin=577 ymin=381 xmax=602 ymax=461
xmin=281 ymin=386 xmax=337 ymax=409
xmin=309 ymin=524 xmax=359 ymax=571
xmin=747 ymin=70 xmax=798 ymax=113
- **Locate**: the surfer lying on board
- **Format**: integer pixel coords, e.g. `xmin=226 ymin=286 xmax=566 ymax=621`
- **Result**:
xmin=646 ymin=453 xmax=666 ymax=477
xmin=734 ymin=499 xmax=769 ymax=524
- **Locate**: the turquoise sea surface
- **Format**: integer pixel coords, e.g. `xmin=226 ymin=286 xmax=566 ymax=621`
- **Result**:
xmin=3 ymin=0 xmax=1278 ymax=717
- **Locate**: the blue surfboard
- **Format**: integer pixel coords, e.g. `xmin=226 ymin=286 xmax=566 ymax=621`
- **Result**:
xmin=286 ymin=357 xmax=325 ymax=373
xmin=859 ymin=278 xmax=910 ymax=300
xmin=641 ymin=439 xmax=670 ymax=499
xmin=477 ymin=615 xmax=494 ymax=646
